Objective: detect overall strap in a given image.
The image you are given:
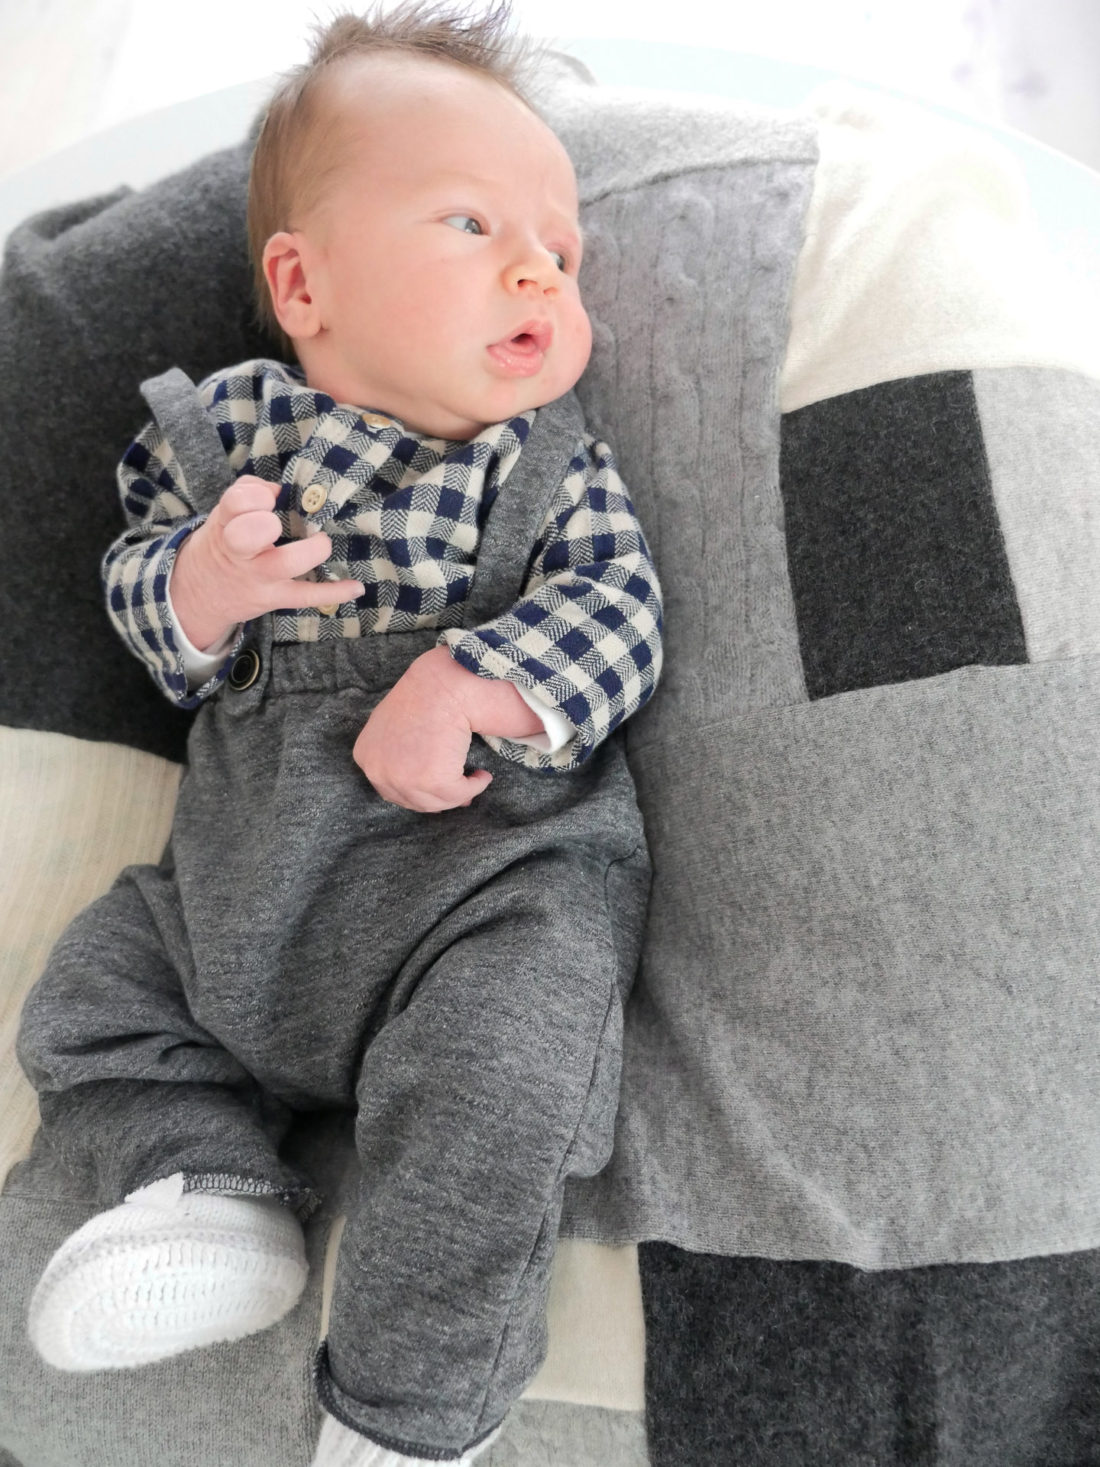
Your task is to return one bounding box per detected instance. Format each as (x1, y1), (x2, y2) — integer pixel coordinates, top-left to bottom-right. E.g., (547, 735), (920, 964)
(139, 367), (234, 514)
(462, 390), (587, 628)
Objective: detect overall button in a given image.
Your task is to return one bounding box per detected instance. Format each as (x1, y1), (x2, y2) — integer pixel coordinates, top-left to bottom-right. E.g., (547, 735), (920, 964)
(301, 483), (328, 513)
(228, 648), (262, 691)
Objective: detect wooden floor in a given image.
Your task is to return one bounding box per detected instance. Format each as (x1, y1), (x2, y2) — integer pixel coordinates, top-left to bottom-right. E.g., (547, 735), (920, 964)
(1, 0), (1097, 183)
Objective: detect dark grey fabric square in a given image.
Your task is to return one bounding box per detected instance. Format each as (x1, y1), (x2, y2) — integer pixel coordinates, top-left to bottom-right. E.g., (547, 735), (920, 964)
(640, 1242), (1100, 1467)
(779, 372), (1027, 698)
(0, 144), (280, 762)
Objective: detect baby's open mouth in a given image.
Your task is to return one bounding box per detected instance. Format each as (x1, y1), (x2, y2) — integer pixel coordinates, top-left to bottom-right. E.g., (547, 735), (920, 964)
(503, 321), (551, 352)
(487, 321), (552, 375)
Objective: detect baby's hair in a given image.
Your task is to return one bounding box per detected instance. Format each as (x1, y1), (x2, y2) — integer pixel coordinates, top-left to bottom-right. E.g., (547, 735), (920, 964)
(247, 1), (538, 351)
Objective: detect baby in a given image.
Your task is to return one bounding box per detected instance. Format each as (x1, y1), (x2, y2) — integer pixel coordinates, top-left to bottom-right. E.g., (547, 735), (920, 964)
(16, 5), (662, 1467)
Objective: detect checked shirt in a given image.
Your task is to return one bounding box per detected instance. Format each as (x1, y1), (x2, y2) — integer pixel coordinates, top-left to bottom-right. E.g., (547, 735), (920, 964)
(104, 359), (663, 770)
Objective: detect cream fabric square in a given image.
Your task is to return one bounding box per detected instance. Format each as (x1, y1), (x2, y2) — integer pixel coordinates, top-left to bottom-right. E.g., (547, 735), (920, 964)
(0, 727), (181, 1187)
(782, 83), (1100, 413)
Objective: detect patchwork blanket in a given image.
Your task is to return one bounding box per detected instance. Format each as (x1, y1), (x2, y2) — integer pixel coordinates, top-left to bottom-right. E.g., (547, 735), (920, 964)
(2, 54), (1099, 1467)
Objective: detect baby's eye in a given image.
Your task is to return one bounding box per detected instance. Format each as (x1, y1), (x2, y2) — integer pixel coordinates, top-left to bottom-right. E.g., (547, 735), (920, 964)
(443, 215), (483, 236)
(551, 251), (568, 271)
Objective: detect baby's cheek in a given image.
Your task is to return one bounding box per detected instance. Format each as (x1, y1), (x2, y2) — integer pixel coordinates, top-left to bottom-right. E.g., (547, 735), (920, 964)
(563, 305), (594, 383)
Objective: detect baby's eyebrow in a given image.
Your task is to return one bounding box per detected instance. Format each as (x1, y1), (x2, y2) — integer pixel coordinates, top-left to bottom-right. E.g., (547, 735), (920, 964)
(564, 223), (586, 262)
(418, 168), (503, 195)
(419, 171), (584, 234)
(547, 215), (585, 247)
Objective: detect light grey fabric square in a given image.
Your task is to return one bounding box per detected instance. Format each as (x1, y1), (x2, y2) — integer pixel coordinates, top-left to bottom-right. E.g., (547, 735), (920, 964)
(485, 1400), (649, 1467)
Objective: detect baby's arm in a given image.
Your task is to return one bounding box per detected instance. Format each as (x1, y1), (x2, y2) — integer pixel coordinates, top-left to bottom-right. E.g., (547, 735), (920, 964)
(352, 646), (545, 811)
(355, 434), (662, 810)
(440, 435), (663, 767)
(105, 420), (362, 705)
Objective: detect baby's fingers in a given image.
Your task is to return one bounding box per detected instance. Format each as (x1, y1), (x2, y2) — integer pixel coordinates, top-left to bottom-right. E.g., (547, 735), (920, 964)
(222, 509), (282, 558)
(219, 477), (280, 518)
(260, 533), (336, 580)
(406, 768), (494, 813)
(276, 577), (366, 610)
(374, 768), (493, 813)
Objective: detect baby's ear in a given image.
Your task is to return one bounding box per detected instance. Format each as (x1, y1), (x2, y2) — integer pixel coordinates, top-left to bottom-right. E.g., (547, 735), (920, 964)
(262, 232), (321, 340)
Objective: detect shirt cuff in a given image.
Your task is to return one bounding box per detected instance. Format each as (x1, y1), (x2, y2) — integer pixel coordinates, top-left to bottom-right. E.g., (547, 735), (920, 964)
(166, 568), (239, 688)
(514, 684), (576, 755)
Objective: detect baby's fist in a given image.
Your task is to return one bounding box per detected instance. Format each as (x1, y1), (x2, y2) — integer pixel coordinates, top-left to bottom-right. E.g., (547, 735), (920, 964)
(171, 476), (364, 651)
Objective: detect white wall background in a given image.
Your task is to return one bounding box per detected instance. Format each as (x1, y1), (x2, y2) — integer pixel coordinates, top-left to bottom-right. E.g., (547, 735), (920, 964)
(2, 0), (1098, 182)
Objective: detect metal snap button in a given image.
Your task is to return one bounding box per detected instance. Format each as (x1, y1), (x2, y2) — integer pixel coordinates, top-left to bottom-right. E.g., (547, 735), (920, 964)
(228, 648), (261, 692)
(301, 483), (328, 514)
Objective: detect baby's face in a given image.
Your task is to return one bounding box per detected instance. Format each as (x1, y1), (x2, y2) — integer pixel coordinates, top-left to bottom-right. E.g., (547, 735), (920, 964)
(283, 57), (592, 439)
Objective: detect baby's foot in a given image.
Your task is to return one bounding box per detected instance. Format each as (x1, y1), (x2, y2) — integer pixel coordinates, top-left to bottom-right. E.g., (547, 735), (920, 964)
(28, 1173), (308, 1370)
(310, 1412), (501, 1467)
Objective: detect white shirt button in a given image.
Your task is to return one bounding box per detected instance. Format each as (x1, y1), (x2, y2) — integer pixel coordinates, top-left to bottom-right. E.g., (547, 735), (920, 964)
(301, 484), (328, 513)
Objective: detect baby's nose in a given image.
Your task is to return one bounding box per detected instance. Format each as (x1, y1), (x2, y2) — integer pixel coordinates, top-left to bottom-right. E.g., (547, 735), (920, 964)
(505, 249), (559, 293)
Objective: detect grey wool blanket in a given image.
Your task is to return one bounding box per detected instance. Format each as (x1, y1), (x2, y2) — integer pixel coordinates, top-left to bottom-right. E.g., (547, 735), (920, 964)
(3, 51), (1100, 1467)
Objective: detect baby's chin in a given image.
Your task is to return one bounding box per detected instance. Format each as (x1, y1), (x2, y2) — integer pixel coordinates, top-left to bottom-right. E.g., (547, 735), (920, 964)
(303, 367), (584, 440)
(483, 373), (587, 428)
(413, 384), (581, 441)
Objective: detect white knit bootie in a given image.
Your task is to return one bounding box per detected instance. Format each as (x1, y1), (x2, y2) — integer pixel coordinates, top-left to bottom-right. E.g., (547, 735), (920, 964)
(28, 1173), (308, 1371)
(310, 1411), (502, 1467)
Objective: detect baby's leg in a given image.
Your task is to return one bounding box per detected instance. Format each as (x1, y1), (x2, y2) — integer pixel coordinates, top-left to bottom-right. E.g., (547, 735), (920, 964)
(17, 858), (315, 1369)
(311, 841), (646, 1464)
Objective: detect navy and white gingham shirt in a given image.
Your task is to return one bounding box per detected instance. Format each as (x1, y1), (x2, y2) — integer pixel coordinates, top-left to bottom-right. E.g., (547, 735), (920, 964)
(104, 360), (662, 770)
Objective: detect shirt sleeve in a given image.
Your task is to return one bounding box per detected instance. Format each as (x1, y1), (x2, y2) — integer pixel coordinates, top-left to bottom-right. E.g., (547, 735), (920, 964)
(440, 435), (663, 770)
(514, 683), (576, 755)
(102, 419), (244, 707)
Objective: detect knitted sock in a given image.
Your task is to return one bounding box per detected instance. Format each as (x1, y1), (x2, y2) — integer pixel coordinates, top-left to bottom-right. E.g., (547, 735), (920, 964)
(28, 1173), (308, 1371)
(310, 1412), (502, 1467)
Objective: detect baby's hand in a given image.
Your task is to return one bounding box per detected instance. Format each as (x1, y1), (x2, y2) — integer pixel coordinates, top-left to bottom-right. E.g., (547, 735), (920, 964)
(353, 647), (544, 812)
(170, 476), (365, 651)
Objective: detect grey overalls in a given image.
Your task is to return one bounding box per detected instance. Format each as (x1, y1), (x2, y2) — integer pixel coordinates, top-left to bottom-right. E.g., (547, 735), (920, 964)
(18, 375), (651, 1459)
